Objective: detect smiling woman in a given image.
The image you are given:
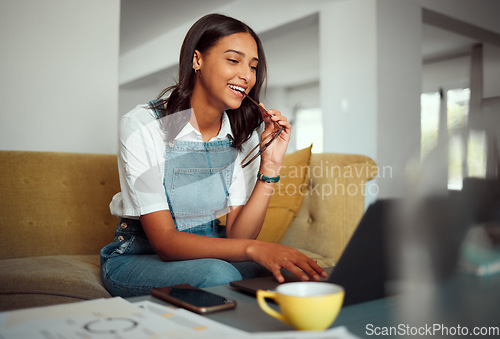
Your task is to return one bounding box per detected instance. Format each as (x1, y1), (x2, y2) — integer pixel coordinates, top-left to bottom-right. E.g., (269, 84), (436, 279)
(190, 32), (259, 139)
(99, 13), (326, 299)
(150, 14), (267, 150)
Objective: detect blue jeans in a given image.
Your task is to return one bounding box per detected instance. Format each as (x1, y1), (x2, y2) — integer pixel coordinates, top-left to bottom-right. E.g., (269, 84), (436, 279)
(100, 218), (271, 298)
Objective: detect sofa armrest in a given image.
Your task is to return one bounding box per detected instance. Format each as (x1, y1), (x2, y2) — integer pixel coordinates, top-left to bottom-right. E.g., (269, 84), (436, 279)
(280, 153), (377, 265)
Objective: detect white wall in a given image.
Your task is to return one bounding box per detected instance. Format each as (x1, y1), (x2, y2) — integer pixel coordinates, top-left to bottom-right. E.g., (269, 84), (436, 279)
(320, 0), (422, 199)
(484, 44), (500, 98)
(261, 16), (320, 88)
(0, 0), (120, 154)
(377, 0), (422, 198)
(417, 0), (500, 98)
(422, 56), (470, 93)
(119, 65), (178, 119)
(286, 83), (320, 110)
(417, 0), (500, 35)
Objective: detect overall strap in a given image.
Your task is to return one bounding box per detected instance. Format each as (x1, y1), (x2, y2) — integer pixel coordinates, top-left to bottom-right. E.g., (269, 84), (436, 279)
(147, 99), (163, 119)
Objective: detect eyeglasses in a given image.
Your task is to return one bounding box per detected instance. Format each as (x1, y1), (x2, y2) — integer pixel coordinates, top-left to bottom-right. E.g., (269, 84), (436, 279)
(240, 94), (284, 168)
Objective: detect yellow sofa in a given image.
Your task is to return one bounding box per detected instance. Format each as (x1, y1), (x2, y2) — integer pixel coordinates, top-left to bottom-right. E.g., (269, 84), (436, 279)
(0, 150), (376, 311)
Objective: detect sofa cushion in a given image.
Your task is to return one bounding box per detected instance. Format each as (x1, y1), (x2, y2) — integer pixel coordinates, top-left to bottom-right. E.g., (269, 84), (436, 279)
(0, 255), (111, 311)
(257, 145), (312, 243)
(0, 151), (119, 260)
(281, 153), (378, 265)
(295, 248), (336, 268)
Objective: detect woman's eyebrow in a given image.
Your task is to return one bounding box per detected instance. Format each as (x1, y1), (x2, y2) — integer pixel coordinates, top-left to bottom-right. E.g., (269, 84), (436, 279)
(224, 49), (259, 62)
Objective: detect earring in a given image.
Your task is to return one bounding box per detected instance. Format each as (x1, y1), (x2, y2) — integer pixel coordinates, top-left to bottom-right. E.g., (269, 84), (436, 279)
(194, 69), (201, 78)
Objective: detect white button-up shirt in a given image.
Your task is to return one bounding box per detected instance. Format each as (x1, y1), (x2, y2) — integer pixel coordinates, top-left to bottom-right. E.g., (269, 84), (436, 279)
(110, 104), (261, 219)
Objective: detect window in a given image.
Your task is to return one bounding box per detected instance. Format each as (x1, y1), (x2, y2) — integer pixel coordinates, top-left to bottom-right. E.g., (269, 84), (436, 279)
(421, 88), (487, 190)
(421, 92), (440, 160)
(295, 107), (323, 153)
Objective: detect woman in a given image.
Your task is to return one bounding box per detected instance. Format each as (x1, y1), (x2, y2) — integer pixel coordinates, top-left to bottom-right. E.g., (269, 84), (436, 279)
(100, 13), (326, 297)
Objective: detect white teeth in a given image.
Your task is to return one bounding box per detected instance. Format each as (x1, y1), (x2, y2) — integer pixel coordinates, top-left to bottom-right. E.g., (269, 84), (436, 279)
(228, 84), (245, 93)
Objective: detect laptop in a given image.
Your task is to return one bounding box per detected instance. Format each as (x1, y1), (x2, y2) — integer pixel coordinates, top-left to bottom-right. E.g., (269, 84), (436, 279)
(230, 199), (389, 306)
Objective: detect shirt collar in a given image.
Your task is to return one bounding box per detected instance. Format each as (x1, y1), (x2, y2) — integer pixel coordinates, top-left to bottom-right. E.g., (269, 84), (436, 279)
(175, 111), (233, 141)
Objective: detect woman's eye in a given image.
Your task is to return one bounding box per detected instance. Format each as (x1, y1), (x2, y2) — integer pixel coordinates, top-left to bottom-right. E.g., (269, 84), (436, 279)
(250, 66), (258, 72)
(228, 59), (238, 64)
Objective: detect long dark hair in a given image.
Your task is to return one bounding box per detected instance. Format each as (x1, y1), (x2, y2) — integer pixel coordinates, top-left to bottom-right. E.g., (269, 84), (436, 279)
(150, 13), (267, 150)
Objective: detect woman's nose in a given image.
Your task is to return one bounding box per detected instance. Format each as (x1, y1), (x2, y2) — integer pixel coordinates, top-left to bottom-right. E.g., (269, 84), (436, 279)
(239, 67), (251, 83)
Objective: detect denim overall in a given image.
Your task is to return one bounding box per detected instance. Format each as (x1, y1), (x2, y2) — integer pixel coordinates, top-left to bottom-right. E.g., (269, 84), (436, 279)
(100, 105), (270, 297)
(164, 138), (236, 233)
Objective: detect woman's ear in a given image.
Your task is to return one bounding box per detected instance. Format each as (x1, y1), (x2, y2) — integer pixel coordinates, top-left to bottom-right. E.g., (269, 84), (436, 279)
(192, 50), (202, 71)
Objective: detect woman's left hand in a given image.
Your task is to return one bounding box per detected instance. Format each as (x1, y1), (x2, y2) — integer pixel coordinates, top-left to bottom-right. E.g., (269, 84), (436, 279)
(258, 103), (291, 171)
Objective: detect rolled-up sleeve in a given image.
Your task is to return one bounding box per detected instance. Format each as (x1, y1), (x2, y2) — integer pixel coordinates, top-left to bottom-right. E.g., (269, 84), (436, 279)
(110, 107), (169, 218)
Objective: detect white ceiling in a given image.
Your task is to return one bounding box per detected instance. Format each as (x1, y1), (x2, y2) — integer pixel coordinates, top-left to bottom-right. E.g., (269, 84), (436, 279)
(119, 0), (480, 89)
(421, 24), (477, 58)
(120, 0), (234, 54)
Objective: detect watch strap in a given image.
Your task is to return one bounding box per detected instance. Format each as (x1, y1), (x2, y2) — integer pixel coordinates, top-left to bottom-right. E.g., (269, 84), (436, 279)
(257, 172), (280, 183)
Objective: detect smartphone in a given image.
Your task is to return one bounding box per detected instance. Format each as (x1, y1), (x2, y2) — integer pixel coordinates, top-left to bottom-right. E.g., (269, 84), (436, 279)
(150, 284), (237, 314)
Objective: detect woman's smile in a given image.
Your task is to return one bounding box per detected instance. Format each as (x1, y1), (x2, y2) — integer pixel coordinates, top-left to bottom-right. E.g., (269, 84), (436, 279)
(228, 83), (246, 98)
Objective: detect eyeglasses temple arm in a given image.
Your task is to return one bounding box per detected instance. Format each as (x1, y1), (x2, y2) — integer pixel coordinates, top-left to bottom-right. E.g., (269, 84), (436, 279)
(243, 93), (282, 130)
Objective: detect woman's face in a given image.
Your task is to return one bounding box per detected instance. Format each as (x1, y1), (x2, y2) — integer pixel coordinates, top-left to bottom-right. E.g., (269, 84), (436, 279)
(194, 32), (259, 112)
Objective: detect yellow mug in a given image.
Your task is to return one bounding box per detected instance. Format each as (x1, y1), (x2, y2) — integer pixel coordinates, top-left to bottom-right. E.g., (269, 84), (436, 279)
(257, 282), (344, 331)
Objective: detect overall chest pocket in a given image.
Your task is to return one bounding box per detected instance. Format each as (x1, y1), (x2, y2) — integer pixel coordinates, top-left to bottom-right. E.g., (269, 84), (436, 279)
(169, 166), (232, 218)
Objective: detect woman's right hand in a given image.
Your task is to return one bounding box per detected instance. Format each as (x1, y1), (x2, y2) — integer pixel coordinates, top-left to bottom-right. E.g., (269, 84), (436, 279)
(245, 241), (328, 283)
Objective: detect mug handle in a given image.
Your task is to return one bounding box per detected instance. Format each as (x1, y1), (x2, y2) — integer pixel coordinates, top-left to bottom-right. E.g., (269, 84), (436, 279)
(256, 290), (287, 324)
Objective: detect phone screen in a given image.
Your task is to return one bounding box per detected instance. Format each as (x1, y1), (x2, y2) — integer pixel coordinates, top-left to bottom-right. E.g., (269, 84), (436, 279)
(168, 287), (230, 307)
(151, 284), (236, 313)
